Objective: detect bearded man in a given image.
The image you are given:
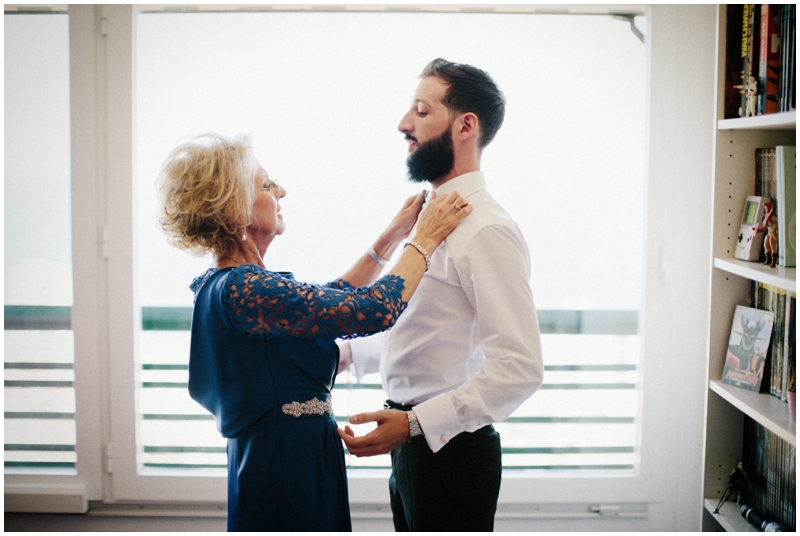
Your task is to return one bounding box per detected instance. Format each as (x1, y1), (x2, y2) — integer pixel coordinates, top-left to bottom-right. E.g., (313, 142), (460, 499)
(338, 58), (544, 531)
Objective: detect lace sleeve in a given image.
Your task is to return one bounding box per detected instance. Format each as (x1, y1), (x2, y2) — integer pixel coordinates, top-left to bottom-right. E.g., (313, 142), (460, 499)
(223, 266), (407, 339)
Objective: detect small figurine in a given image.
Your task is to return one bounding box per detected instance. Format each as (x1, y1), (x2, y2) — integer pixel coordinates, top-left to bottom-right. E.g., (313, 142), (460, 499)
(734, 75), (758, 118)
(753, 200), (777, 267)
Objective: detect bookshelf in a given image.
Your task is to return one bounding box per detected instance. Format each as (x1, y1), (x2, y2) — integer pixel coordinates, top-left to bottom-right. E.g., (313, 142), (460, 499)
(702, 5), (796, 532)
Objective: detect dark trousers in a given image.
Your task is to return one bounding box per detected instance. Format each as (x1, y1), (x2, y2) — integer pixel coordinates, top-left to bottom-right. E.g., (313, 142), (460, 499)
(389, 425), (502, 531)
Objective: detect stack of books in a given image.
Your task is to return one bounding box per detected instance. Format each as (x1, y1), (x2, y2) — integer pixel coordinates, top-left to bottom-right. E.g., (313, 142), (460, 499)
(724, 4), (796, 119)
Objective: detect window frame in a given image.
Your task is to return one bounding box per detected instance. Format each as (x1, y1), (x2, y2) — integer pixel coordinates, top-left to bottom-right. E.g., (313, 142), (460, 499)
(4, 5), (104, 512)
(5, 4), (716, 522)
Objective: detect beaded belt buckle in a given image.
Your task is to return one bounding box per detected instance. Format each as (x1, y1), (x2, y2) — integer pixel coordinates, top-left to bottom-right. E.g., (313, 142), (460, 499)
(281, 397), (334, 418)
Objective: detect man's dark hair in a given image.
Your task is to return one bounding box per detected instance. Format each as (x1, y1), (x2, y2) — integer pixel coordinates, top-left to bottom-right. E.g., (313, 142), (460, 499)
(420, 58), (506, 149)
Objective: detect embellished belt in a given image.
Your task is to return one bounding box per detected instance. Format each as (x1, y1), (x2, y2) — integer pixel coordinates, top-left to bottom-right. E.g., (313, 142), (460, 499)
(281, 397), (334, 418)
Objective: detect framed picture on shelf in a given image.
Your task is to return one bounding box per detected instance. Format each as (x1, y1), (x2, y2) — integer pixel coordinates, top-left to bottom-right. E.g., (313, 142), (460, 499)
(722, 305), (775, 392)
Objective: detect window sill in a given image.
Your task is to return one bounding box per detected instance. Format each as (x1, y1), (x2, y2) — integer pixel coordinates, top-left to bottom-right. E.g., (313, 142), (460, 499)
(5, 483), (89, 513)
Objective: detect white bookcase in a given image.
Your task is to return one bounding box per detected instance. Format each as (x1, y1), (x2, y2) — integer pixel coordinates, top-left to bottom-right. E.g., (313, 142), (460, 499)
(701, 5), (796, 532)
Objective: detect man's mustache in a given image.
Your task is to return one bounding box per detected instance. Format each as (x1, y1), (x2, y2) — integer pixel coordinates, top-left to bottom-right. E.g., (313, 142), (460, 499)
(405, 134), (418, 143)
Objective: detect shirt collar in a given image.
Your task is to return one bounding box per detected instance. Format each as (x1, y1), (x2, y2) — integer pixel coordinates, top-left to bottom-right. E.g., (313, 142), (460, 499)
(434, 170), (486, 198)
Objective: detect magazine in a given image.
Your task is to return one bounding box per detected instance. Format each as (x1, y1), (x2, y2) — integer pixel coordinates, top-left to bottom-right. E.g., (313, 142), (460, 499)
(722, 305), (775, 392)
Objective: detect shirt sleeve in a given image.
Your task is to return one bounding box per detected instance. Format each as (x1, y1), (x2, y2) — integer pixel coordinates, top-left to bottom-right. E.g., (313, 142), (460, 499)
(347, 332), (385, 381)
(223, 267), (407, 340)
(412, 224), (544, 453)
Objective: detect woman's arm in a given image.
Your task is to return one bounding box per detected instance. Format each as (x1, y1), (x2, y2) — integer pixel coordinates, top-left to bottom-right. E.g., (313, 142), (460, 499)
(342, 190), (471, 303)
(339, 191), (427, 289)
(225, 191), (471, 340)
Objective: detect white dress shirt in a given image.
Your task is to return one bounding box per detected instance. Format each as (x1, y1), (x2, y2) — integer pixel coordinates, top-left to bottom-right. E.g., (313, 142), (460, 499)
(350, 171), (544, 453)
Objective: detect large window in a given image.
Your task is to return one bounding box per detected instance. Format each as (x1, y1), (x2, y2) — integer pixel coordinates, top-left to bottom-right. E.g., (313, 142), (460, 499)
(4, 7), (729, 530)
(134, 9), (645, 474)
(9, 5), (701, 517)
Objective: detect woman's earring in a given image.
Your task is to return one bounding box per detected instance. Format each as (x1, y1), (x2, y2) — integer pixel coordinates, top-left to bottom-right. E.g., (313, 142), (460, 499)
(242, 228), (247, 242)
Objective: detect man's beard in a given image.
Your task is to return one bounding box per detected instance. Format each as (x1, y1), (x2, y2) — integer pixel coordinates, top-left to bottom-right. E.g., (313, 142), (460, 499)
(405, 126), (455, 184)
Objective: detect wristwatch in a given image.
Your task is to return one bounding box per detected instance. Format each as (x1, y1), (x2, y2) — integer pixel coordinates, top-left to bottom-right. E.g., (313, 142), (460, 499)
(406, 410), (424, 439)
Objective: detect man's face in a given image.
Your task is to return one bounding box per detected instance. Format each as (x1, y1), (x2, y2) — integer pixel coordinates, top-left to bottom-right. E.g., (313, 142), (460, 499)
(398, 76), (455, 184)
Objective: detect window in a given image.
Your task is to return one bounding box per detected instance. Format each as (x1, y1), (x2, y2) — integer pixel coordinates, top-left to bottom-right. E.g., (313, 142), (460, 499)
(8, 4), (692, 515)
(4, 12), (75, 473)
(133, 9), (645, 475)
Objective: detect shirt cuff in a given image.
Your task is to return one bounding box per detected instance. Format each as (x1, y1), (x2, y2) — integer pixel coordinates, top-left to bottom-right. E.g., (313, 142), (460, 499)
(412, 392), (462, 454)
(347, 333), (383, 382)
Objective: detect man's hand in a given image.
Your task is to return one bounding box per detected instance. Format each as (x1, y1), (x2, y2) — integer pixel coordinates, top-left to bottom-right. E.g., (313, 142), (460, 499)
(337, 410), (410, 457)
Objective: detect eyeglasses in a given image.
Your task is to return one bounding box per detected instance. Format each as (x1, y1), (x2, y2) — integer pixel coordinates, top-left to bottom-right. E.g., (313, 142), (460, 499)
(261, 178), (280, 192)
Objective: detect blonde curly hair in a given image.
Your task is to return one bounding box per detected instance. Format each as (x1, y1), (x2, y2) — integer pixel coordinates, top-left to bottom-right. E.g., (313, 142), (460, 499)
(157, 133), (260, 257)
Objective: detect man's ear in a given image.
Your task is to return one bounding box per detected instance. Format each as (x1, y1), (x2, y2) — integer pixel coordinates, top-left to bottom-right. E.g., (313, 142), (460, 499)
(455, 112), (480, 142)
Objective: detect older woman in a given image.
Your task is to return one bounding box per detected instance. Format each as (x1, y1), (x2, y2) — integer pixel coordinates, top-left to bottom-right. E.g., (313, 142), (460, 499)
(157, 133), (470, 531)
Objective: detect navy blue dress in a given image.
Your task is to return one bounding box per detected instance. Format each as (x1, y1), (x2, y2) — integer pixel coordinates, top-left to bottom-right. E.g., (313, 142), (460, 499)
(188, 266), (405, 531)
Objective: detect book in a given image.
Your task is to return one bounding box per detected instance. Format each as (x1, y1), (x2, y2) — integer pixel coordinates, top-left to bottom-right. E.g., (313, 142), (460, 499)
(775, 146), (796, 267)
(761, 5), (782, 114)
(788, 294), (796, 395)
(771, 286), (786, 398)
(791, 5), (796, 111)
(755, 147), (775, 199)
(738, 5), (760, 117)
(741, 416), (796, 530)
(722, 305), (775, 392)
(778, 4), (796, 112)
(753, 283), (791, 399)
(725, 5), (746, 119)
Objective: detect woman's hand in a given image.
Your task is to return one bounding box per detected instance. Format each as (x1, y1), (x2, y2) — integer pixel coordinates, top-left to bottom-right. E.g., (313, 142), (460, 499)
(411, 191), (472, 253)
(371, 190), (427, 259)
(388, 190), (427, 241)
(338, 190), (470, 297)
(337, 191), (429, 289)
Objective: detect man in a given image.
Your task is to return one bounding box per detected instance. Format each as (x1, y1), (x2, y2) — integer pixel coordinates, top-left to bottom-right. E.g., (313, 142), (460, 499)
(338, 58), (544, 531)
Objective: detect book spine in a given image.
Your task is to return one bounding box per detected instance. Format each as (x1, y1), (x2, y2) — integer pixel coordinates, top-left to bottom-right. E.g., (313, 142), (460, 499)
(775, 146), (796, 267)
(788, 4), (797, 111)
(758, 5), (769, 114)
(764, 5), (782, 114)
(776, 287), (786, 398)
(778, 5), (795, 112)
(780, 291), (790, 401)
(726, 5), (747, 119)
(788, 293), (796, 395)
(740, 5), (757, 117)
(742, 416), (796, 530)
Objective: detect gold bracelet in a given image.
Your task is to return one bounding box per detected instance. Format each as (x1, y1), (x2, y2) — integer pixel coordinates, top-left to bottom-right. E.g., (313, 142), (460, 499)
(403, 241), (430, 272)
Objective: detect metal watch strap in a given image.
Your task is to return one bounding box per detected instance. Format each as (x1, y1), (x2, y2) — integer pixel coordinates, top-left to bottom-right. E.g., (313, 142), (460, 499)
(406, 410), (424, 439)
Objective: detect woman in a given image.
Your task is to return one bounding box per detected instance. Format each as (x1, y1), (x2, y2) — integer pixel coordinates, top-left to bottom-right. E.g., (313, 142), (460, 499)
(156, 133), (470, 531)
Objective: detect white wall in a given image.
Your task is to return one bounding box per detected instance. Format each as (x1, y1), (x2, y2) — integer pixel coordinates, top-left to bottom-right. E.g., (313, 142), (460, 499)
(639, 4), (716, 532)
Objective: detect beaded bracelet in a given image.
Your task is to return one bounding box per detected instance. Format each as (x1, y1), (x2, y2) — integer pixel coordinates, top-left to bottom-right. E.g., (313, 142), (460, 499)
(368, 245), (389, 266)
(403, 241), (430, 272)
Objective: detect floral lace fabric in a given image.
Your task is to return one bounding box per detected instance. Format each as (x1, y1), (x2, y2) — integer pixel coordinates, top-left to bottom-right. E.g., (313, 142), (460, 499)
(191, 265), (407, 340)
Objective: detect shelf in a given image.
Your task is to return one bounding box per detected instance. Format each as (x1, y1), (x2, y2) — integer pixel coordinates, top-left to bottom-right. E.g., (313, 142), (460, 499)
(714, 258), (796, 293)
(704, 499), (759, 532)
(709, 380), (796, 446)
(718, 111), (796, 130)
